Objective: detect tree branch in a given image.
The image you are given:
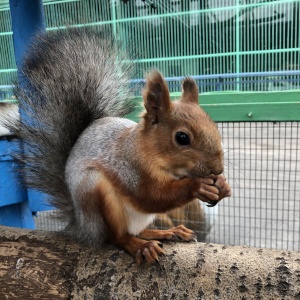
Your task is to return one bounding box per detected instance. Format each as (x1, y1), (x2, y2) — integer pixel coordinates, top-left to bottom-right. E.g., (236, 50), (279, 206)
(0, 226), (299, 299)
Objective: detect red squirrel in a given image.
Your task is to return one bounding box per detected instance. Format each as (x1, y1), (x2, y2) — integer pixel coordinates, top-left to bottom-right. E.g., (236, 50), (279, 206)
(10, 27), (231, 264)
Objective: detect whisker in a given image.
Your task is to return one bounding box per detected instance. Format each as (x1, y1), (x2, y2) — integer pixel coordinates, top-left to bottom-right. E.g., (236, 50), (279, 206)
(224, 161), (245, 177)
(223, 146), (241, 154)
(223, 170), (240, 187)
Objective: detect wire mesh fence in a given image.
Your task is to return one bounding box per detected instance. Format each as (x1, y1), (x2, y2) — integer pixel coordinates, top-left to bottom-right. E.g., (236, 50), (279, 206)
(211, 121), (299, 251)
(35, 121), (300, 252)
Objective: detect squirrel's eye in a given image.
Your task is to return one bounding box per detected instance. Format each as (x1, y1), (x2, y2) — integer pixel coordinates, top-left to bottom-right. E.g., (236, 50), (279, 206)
(175, 131), (190, 146)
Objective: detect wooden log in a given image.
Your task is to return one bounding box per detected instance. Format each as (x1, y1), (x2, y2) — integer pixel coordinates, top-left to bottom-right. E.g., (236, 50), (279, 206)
(0, 225), (300, 299)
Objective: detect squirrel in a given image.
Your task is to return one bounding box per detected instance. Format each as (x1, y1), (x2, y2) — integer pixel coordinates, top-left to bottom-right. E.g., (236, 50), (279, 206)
(10, 27), (231, 264)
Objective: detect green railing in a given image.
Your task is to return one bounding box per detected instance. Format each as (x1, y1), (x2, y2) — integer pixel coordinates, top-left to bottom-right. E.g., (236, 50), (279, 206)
(125, 90), (300, 122)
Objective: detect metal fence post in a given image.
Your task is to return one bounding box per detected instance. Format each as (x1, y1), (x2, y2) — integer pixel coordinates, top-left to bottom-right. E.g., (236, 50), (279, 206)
(1, 0), (47, 228)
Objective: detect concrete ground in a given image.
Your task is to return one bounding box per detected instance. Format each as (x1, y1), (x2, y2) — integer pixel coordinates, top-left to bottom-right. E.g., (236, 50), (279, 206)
(35, 121), (300, 252)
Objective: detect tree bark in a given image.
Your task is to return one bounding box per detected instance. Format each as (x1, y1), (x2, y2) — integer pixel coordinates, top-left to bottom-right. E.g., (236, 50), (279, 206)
(0, 226), (300, 299)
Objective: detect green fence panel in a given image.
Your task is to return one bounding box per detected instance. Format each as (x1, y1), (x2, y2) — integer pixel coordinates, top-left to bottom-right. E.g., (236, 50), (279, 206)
(1, 1), (300, 111)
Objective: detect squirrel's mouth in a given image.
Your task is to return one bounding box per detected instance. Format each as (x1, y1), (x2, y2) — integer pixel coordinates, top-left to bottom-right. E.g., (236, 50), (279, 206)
(168, 168), (211, 180)
(187, 165), (214, 178)
(167, 168), (190, 180)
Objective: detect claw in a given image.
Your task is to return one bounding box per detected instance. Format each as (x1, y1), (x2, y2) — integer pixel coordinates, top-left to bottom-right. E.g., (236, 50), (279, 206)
(191, 234), (198, 243)
(206, 200), (219, 207)
(157, 241), (163, 248)
(136, 249), (143, 265)
(160, 251), (166, 257)
(172, 234), (183, 242)
(154, 258), (161, 267)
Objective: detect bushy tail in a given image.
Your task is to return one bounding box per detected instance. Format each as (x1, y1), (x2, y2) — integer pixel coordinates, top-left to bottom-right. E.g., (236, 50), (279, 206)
(10, 27), (134, 222)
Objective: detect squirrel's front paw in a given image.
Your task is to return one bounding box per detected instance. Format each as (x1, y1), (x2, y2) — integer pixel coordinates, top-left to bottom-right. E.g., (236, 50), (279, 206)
(208, 174), (232, 207)
(191, 177), (220, 204)
(192, 175), (231, 207)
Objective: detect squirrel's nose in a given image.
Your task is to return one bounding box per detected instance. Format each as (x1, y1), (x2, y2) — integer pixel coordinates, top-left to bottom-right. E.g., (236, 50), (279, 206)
(211, 166), (223, 176)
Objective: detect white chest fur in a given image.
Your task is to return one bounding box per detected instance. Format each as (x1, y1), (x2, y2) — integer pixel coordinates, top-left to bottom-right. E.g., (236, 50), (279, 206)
(125, 203), (156, 236)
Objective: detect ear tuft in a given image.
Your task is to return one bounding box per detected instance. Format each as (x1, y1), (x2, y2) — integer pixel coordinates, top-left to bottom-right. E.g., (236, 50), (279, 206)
(146, 81), (163, 110)
(143, 70), (172, 123)
(181, 77), (199, 104)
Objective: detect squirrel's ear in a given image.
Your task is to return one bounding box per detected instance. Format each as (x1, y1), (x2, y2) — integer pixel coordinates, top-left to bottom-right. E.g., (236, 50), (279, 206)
(180, 77), (199, 105)
(143, 70), (172, 123)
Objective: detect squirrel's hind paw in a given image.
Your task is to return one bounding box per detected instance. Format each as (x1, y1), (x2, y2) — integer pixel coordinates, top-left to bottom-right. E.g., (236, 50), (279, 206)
(135, 241), (165, 265)
(139, 225), (197, 243)
(168, 225), (198, 242)
(117, 235), (165, 265)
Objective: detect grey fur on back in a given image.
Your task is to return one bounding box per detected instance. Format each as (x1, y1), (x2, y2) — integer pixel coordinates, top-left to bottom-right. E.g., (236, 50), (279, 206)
(65, 117), (138, 245)
(9, 27), (134, 235)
